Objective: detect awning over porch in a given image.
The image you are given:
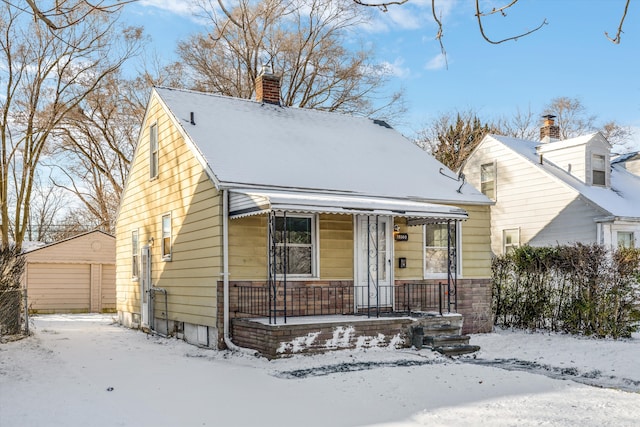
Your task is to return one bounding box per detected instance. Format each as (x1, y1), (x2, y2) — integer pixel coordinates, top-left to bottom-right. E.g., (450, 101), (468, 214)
(228, 189), (468, 223)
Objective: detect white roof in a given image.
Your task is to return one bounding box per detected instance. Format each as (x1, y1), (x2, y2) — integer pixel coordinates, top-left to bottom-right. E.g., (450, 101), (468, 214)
(229, 189), (468, 223)
(487, 134), (640, 218)
(153, 87), (490, 206)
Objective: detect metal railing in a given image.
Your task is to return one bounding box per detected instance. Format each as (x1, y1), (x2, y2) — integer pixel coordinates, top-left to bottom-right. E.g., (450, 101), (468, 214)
(233, 282), (452, 323)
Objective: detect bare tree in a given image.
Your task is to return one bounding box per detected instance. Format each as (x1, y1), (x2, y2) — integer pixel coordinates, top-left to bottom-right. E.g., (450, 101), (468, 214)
(27, 178), (68, 242)
(496, 106), (538, 141)
(5, 0), (135, 30)
(49, 73), (145, 233)
(352, 0), (631, 47)
(175, 0), (404, 119)
(0, 2), (143, 250)
(542, 97), (632, 149)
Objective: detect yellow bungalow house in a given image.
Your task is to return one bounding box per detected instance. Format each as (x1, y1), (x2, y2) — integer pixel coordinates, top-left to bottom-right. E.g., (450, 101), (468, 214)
(116, 72), (493, 358)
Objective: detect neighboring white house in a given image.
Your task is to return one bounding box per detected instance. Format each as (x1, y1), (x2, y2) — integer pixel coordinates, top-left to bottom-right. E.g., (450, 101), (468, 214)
(462, 115), (640, 255)
(613, 151), (640, 178)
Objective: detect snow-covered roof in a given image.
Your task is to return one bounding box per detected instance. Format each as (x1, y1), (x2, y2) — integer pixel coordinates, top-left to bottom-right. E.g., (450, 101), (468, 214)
(487, 134), (640, 218)
(153, 87), (490, 206)
(612, 151), (639, 164)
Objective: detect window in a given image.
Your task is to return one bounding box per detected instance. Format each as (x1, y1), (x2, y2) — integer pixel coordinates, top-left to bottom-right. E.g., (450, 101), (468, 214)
(592, 154), (606, 186)
(503, 228), (520, 254)
(480, 162), (496, 199)
(132, 230), (139, 279)
(424, 222), (459, 277)
(150, 123), (158, 179)
(274, 215), (315, 276)
(162, 213), (172, 260)
(617, 231), (635, 248)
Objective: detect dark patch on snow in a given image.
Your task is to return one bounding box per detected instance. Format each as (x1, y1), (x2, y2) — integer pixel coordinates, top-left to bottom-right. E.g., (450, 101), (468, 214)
(275, 358), (444, 379)
(462, 358), (640, 393)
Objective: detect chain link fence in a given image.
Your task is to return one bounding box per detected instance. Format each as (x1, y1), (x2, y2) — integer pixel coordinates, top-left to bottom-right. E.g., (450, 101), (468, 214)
(0, 288), (29, 339)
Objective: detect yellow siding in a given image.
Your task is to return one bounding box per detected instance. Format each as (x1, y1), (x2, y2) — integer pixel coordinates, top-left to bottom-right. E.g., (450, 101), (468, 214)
(228, 215), (267, 280)
(393, 218), (424, 279)
(115, 93), (222, 328)
(319, 214), (353, 279)
(460, 204), (492, 278)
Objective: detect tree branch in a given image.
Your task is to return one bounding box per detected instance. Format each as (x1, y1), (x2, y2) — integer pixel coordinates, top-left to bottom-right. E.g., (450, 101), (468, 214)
(475, 0), (547, 44)
(605, 0), (630, 44)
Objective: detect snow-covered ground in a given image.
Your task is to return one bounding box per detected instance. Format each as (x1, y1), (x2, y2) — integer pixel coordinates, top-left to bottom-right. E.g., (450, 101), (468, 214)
(1, 314), (639, 427)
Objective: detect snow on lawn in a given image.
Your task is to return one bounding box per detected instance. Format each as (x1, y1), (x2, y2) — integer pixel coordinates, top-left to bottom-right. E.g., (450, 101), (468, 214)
(1, 315), (639, 427)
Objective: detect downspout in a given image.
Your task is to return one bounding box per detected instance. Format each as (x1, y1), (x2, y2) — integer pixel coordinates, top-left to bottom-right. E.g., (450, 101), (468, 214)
(222, 189), (258, 355)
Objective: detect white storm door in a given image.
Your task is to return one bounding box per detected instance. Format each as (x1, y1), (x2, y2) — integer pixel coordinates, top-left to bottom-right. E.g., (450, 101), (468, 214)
(140, 245), (151, 327)
(355, 216), (392, 309)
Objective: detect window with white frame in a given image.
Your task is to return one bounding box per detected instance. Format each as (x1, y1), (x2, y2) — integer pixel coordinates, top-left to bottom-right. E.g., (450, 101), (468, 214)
(274, 215), (315, 276)
(617, 231), (635, 248)
(132, 230), (139, 279)
(162, 213), (172, 260)
(480, 162), (496, 199)
(424, 222), (459, 277)
(503, 228), (520, 254)
(592, 154), (606, 186)
(150, 123), (158, 179)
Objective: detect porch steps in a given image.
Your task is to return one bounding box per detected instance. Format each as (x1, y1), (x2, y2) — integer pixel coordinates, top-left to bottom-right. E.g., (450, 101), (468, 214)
(424, 334), (481, 356)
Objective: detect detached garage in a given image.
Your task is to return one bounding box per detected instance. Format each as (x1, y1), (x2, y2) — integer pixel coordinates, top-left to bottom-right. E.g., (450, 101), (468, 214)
(24, 230), (116, 314)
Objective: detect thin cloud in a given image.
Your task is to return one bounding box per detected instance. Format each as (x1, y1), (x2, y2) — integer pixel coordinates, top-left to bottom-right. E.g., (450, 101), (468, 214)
(139, 0), (199, 17)
(425, 53), (447, 70)
(380, 58), (411, 79)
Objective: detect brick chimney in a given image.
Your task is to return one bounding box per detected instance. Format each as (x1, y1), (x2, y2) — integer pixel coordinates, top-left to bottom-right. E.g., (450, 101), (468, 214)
(255, 66), (281, 105)
(540, 114), (560, 142)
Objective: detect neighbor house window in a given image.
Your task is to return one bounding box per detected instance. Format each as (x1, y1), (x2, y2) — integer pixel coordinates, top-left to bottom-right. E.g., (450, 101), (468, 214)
(150, 123), (158, 179)
(503, 228), (520, 254)
(592, 154), (606, 186)
(617, 231), (634, 248)
(132, 230), (139, 279)
(274, 215), (315, 276)
(480, 162), (496, 199)
(424, 222), (459, 277)
(162, 213), (172, 260)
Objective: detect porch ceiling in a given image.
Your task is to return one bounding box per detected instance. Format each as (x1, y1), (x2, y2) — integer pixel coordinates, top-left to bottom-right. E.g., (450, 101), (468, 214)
(228, 188), (468, 222)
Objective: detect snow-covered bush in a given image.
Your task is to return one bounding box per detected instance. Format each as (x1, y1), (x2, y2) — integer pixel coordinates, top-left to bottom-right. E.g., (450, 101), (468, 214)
(492, 243), (640, 338)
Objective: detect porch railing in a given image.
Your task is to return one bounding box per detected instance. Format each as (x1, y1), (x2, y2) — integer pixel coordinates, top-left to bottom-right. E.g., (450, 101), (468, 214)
(233, 282), (451, 324)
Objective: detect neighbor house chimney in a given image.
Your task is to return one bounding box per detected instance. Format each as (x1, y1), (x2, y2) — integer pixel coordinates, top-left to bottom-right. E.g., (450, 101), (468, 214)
(255, 65), (281, 105)
(540, 114), (560, 142)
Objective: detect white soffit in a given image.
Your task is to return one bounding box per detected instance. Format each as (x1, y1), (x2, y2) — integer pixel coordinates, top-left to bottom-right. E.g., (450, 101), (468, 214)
(229, 189), (468, 222)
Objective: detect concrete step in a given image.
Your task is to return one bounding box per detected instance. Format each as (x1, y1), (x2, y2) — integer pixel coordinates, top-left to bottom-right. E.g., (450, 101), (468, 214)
(434, 344), (481, 357)
(423, 325), (462, 337)
(424, 334), (470, 347)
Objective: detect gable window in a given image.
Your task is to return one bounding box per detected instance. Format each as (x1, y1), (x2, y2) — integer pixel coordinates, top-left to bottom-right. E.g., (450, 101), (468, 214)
(503, 228), (520, 254)
(480, 162), (496, 199)
(592, 154), (606, 186)
(150, 123), (158, 179)
(274, 215), (315, 276)
(617, 231), (635, 248)
(162, 213), (172, 261)
(132, 230), (139, 279)
(424, 222), (459, 277)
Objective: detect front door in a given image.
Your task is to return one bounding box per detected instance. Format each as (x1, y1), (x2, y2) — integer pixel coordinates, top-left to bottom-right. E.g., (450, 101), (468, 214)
(355, 216), (392, 310)
(140, 245), (151, 327)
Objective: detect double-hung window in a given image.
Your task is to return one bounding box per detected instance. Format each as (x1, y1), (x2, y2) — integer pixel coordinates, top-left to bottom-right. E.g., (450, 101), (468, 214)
(503, 228), (520, 254)
(424, 222), (459, 277)
(617, 231), (635, 248)
(480, 162), (496, 200)
(132, 230), (139, 279)
(162, 213), (172, 261)
(592, 154), (606, 186)
(150, 123), (158, 179)
(274, 215), (315, 276)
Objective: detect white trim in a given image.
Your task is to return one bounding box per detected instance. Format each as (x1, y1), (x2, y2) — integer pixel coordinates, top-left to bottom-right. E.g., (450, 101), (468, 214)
(268, 212), (318, 278)
(161, 212), (172, 261)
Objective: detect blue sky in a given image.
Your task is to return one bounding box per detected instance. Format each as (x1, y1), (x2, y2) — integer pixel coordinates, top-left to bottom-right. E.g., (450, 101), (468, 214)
(125, 0), (640, 148)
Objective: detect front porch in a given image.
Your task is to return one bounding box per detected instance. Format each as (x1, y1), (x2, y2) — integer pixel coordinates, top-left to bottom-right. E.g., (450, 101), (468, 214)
(224, 280), (485, 358)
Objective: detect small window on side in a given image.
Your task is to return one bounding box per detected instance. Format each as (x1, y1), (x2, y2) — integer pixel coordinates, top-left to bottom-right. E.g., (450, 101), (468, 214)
(150, 123), (158, 179)
(162, 213), (172, 261)
(503, 228), (520, 254)
(617, 231), (634, 248)
(132, 230), (139, 279)
(480, 162), (496, 200)
(592, 154), (606, 186)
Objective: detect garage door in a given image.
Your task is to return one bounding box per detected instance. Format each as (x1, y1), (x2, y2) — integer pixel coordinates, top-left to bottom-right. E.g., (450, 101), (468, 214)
(27, 263), (91, 313)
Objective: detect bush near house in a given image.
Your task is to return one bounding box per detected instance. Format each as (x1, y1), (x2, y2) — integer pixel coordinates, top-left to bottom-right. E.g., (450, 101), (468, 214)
(0, 246), (26, 336)
(492, 244), (640, 338)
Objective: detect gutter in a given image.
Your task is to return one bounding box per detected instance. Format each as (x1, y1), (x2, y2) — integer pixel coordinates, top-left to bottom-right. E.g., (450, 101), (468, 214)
(222, 189), (258, 356)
